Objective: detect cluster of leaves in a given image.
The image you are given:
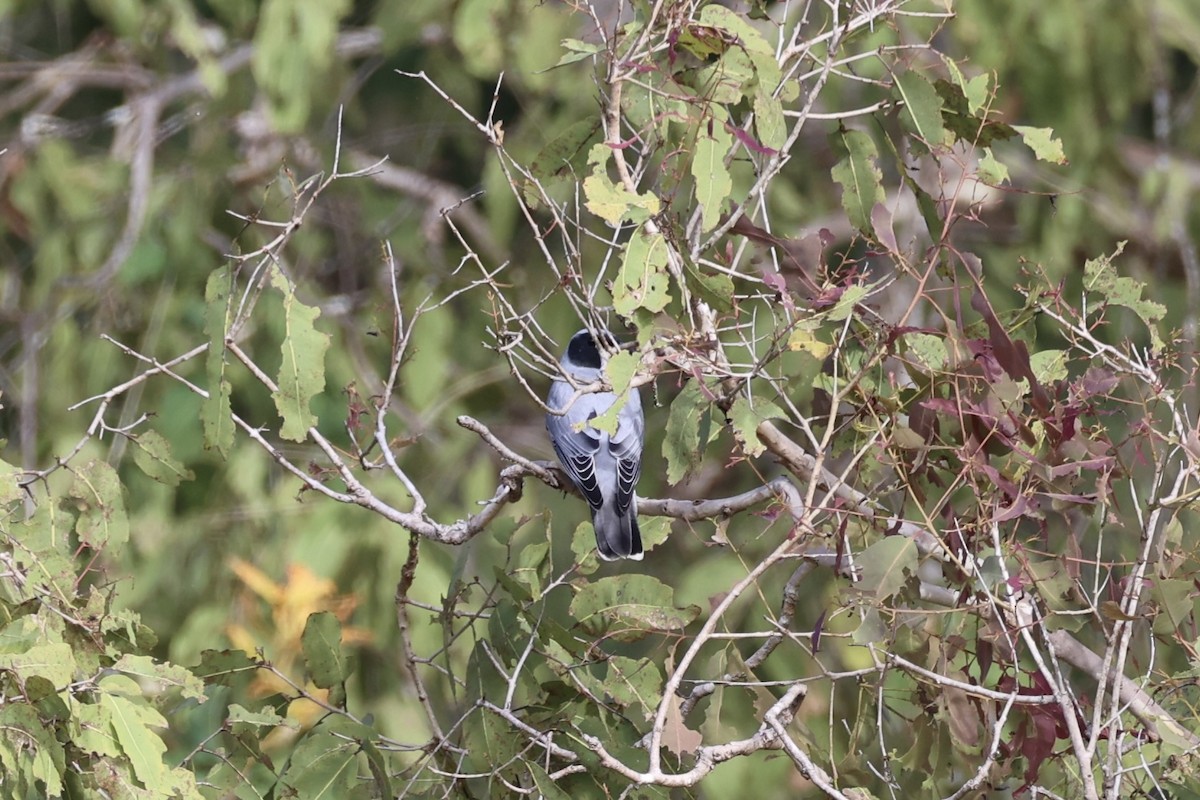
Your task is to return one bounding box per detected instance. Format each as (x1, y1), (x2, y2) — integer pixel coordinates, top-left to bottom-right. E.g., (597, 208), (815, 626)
(0, 459), (204, 796)
(0, 453), (396, 797)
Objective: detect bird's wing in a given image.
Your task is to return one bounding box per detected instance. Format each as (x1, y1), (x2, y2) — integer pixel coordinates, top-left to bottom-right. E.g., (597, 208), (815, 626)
(609, 389), (644, 515)
(546, 382), (605, 510)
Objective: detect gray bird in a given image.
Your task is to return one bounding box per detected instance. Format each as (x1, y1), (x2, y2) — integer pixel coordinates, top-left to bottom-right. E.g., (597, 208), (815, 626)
(546, 329), (645, 560)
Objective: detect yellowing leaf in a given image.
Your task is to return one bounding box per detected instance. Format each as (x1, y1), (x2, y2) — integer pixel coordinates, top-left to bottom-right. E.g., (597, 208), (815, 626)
(787, 328), (832, 359)
(1013, 125), (1068, 165)
(229, 557), (284, 605)
(583, 144), (660, 225)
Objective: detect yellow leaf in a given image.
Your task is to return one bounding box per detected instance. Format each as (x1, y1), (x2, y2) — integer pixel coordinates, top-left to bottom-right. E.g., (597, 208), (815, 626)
(229, 557), (283, 604)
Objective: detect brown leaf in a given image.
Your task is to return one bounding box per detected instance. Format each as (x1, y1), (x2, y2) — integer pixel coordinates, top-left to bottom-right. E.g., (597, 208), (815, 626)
(943, 680), (980, 748)
(970, 287), (1050, 416)
(662, 692), (703, 757)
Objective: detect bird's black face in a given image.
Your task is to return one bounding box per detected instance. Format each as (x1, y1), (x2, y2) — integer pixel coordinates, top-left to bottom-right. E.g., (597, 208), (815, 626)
(567, 330), (603, 370)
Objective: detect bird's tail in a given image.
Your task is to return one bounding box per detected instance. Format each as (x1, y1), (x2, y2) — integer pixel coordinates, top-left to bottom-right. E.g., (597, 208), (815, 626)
(593, 501), (643, 561)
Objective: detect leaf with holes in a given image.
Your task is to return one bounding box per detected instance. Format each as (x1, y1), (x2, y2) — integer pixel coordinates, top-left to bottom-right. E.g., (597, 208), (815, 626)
(583, 144), (660, 225)
(1083, 242), (1166, 350)
(70, 460), (129, 552)
(613, 227), (672, 317)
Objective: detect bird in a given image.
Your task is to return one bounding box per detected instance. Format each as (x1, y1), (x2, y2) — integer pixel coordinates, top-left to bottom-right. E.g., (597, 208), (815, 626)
(545, 329), (645, 560)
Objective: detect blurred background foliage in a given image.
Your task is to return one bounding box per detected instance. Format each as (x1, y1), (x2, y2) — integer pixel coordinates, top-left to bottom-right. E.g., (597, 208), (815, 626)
(1, 0), (1199, 797)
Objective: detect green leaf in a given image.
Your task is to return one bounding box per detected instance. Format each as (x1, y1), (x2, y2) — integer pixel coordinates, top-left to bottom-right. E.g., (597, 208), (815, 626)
(101, 691), (169, 792)
(531, 119), (603, 183)
(905, 333), (947, 372)
(228, 703), (290, 730)
(70, 460), (129, 552)
(894, 71), (950, 149)
(638, 516), (671, 554)
(12, 504), (75, 600)
(529, 763), (573, 800)
(1082, 242), (1166, 349)
(554, 37), (604, 67)
(692, 123), (733, 232)
(570, 521), (601, 575)
(130, 430), (195, 486)
(0, 642), (75, 687)
(977, 147), (1009, 185)
(852, 607), (889, 645)
(280, 725), (360, 799)
(585, 392), (629, 437)
(831, 128), (885, 236)
(943, 56), (991, 116)
(698, 5), (781, 94)
(570, 575), (701, 642)
(663, 381), (710, 484)
(0, 704), (65, 796)
(963, 73), (991, 116)
(729, 395), (784, 458)
(252, 0), (351, 132)
(301, 611), (346, 693)
(201, 266), (235, 458)
(681, 256), (734, 313)
(1013, 125), (1068, 164)
(73, 702), (122, 758)
(512, 541), (550, 601)
(271, 268), (331, 442)
(605, 350), (639, 394)
(193, 648), (259, 684)
(583, 144), (660, 225)
(827, 282), (873, 322)
(1029, 349), (1068, 383)
(113, 654), (207, 702)
(1152, 579), (1194, 635)
(754, 89), (787, 153)
(613, 227), (672, 317)
(604, 656), (662, 721)
(0, 457), (22, 506)
(857, 537), (918, 599)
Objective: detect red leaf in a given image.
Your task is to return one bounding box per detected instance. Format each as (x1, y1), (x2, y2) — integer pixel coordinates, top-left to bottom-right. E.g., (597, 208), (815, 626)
(724, 120), (778, 156)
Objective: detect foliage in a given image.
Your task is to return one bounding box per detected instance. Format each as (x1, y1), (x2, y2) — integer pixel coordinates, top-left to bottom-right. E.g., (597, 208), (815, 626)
(3, 0), (1200, 799)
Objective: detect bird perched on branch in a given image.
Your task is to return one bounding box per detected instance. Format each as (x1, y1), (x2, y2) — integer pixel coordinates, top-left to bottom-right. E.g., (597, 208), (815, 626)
(546, 329), (645, 560)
